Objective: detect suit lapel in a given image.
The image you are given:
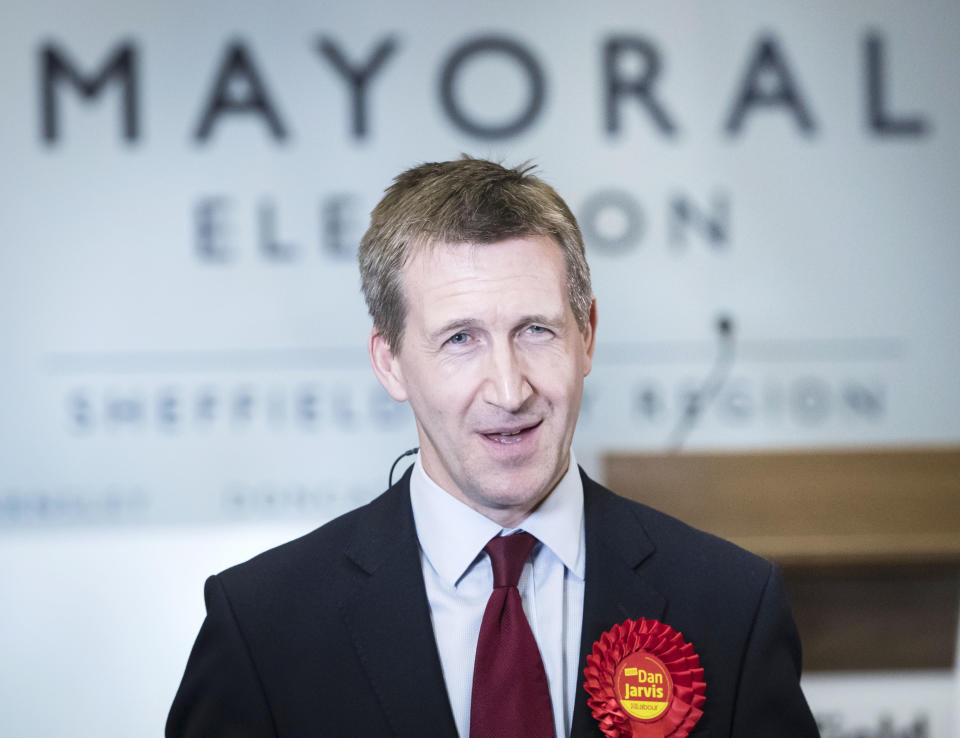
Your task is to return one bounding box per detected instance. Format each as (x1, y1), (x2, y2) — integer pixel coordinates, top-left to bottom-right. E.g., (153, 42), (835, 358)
(335, 469), (666, 737)
(338, 472), (458, 737)
(571, 472), (667, 736)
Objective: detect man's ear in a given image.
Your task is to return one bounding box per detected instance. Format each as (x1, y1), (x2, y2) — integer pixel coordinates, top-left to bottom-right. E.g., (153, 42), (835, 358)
(369, 330), (408, 402)
(583, 297), (598, 377)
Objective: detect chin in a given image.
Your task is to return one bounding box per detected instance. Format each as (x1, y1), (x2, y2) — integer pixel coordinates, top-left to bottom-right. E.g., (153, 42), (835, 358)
(477, 474), (554, 510)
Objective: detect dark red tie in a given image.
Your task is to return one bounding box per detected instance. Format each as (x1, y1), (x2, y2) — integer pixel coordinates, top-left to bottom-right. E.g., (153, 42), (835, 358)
(470, 532), (555, 738)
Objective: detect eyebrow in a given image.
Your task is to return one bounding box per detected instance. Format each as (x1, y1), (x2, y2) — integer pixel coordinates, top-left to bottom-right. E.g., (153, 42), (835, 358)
(427, 314), (564, 343)
(427, 318), (483, 343)
(518, 313), (564, 330)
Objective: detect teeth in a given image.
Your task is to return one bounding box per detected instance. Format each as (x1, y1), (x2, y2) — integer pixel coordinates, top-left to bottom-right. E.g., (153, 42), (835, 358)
(499, 430), (520, 436)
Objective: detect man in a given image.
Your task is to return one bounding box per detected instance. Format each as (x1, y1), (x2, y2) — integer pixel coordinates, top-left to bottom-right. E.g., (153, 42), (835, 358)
(167, 157), (819, 737)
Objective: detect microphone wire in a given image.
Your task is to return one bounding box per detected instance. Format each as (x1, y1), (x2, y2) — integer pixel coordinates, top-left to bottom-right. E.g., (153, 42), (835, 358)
(388, 446), (420, 487)
(667, 314), (736, 452)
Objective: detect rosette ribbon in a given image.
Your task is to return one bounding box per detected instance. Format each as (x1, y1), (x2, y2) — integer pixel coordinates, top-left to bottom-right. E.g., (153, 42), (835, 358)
(583, 618), (706, 738)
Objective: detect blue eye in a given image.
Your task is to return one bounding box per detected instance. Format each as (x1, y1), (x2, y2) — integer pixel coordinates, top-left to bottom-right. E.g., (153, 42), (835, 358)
(448, 332), (468, 345)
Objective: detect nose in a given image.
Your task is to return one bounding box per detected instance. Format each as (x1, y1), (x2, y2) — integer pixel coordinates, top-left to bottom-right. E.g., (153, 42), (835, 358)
(481, 339), (533, 412)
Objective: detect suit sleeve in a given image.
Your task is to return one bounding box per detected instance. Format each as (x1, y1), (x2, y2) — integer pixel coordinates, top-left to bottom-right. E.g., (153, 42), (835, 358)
(166, 575), (278, 738)
(729, 564), (819, 737)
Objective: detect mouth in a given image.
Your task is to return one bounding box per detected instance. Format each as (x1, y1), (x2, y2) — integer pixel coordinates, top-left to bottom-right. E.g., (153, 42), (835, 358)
(480, 420), (542, 445)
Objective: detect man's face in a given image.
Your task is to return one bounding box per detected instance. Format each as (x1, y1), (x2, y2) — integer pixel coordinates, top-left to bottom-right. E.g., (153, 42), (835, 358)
(370, 235), (596, 527)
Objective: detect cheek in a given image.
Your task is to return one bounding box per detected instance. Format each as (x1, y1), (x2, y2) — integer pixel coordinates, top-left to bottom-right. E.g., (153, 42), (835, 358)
(435, 363), (484, 399)
(532, 356), (584, 400)
(409, 372), (475, 420)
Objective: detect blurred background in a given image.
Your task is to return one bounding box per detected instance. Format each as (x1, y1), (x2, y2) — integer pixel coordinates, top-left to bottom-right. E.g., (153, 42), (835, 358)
(1, 0), (958, 735)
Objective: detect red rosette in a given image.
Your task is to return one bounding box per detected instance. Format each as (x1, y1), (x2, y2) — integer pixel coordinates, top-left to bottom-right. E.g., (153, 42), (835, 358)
(583, 618), (706, 738)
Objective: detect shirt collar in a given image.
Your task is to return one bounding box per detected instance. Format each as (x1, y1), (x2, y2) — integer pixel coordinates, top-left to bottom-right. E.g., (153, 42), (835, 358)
(409, 451), (585, 588)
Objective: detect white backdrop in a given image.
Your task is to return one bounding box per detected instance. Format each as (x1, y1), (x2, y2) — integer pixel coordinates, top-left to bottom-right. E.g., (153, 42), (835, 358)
(1, 0), (958, 735)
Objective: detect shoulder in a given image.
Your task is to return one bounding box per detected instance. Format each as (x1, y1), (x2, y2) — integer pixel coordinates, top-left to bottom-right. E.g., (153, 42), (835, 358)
(578, 470), (820, 733)
(582, 470), (775, 607)
(215, 475), (414, 602)
(583, 470), (768, 564)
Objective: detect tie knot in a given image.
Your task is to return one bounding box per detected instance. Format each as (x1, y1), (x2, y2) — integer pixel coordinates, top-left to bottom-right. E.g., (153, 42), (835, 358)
(484, 531), (538, 588)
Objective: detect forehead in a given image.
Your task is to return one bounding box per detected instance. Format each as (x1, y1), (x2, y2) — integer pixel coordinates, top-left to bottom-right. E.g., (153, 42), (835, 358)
(402, 236), (569, 323)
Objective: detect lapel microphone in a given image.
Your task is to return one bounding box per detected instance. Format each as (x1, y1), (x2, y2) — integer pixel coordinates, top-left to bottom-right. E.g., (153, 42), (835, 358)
(389, 447), (420, 487)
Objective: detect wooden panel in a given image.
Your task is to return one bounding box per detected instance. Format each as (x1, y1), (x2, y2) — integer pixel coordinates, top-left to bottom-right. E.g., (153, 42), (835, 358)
(603, 447), (960, 565)
(602, 448), (960, 670)
(783, 564), (960, 671)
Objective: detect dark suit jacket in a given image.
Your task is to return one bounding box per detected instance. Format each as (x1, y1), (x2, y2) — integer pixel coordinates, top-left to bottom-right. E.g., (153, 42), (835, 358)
(167, 469), (819, 737)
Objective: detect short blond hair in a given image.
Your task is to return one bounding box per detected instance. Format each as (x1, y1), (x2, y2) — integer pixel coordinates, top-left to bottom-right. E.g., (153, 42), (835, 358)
(358, 156), (592, 351)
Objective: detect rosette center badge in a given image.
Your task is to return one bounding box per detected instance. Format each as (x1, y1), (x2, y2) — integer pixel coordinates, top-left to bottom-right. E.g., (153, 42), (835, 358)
(614, 652), (672, 721)
(583, 618), (706, 738)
